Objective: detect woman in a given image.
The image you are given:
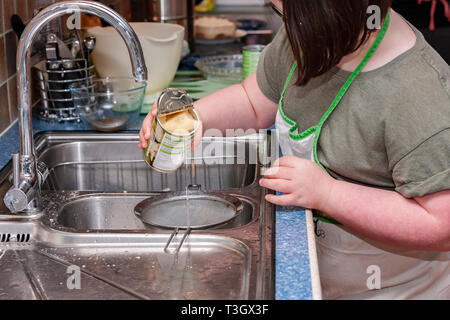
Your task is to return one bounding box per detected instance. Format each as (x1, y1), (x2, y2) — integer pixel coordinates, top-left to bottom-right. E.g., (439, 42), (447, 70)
(139, 0), (450, 299)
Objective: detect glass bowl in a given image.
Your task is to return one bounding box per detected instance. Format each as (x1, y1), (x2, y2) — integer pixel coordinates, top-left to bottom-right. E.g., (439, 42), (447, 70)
(70, 78), (147, 132)
(195, 54), (242, 83)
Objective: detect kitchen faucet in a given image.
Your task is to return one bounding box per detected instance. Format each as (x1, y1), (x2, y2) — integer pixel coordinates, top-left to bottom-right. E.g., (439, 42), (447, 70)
(3, 1), (148, 213)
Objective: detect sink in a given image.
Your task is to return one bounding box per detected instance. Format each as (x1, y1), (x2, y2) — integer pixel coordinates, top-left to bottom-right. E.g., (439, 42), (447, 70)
(0, 221), (253, 300)
(0, 132), (274, 300)
(55, 194), (255, 231)
(37, 133), (258, 192)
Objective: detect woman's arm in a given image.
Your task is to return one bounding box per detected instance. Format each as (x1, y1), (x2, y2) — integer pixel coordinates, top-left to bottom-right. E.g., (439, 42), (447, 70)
(194, 73), (278, 135)
(325, 179), (450, 252)
(261, 156), (450, 252)
(138, 73), (278, 149)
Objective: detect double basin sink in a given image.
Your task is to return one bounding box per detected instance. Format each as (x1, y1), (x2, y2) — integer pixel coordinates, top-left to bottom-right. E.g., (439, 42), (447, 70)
(0, 132), (274, 300)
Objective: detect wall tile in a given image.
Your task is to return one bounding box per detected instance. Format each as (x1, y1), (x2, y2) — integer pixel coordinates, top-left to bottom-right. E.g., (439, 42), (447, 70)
(0, 0), (106, 136)
(0, 0), (4, 35)
(29, 0), (39, 19)
(0, 83), (10, 132)
(16, 0), (29, 23)
(0, 36), (6, 84)
(7, 75), (17, 122)
(4, 0), (30, 32)
(3, 0), (16, 32)
(5, 30), (17, 77)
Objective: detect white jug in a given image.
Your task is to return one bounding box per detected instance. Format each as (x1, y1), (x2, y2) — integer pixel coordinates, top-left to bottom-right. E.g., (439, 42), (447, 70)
(88, 22), (185, 98)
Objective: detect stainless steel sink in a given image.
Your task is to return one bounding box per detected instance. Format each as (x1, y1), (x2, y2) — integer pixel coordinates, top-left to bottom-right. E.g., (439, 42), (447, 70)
(0, 132), (274, 300)
(55, 194), (255, 231)
(37, 133), (257, 192)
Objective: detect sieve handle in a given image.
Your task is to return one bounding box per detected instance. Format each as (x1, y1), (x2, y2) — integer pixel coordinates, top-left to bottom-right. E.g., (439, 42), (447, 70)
(164, 227), (191, 255)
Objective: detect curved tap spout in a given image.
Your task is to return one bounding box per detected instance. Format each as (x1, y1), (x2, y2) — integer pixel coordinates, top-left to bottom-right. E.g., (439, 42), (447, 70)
(4, 1), (148, 213)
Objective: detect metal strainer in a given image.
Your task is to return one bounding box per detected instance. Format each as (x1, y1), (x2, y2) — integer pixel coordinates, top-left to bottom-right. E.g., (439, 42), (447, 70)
(134, 187), (243, 230)
(134, 186), (243, 254)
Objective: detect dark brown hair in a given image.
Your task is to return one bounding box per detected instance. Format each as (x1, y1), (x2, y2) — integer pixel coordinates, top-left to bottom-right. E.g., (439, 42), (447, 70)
(282, 0), (392, 86)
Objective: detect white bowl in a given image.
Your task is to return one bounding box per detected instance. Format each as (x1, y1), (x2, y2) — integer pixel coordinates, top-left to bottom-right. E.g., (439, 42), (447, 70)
(88, 23), (185, 97)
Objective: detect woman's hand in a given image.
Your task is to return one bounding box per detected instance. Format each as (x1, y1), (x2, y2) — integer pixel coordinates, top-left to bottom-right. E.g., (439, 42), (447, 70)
(138, 103), (157, 150)
(259, 156), (335, 211)
(138, 103), (204, 150)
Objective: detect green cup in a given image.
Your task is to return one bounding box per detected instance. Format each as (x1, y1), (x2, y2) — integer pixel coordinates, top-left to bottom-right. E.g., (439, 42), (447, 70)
(242, 45), (266, 79)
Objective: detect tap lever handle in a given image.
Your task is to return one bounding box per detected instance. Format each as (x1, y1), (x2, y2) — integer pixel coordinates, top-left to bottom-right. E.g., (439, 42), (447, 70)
(12, 153), (20, 188)
(37, 162), (49, 186)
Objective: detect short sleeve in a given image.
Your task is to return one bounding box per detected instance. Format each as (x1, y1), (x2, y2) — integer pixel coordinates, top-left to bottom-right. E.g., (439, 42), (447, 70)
(392, 129), (450, 198)
(256, 26), (291, 104)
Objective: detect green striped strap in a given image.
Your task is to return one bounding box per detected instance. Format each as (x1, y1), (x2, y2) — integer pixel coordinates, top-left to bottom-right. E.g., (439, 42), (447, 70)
(313, 11), (391, 171)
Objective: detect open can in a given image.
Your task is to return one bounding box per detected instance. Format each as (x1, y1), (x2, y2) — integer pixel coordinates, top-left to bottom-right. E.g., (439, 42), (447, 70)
(144, 89), (200, 173)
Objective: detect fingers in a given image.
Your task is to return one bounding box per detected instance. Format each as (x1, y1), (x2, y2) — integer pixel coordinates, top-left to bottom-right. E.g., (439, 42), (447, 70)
(139, 120), (151, 149)
(265, 194), (294, 206)
(191, 121), (203, 151)
(138, 128), (145, 149)
(259, 178), (293, 194)
(144, 110), (156, 139)
(273, 156), (302, 168)
(263, 166), (293, 180)
(138, 103), (157, 149)
(264, 156), (304, 179)
(151, 102), (157, 114)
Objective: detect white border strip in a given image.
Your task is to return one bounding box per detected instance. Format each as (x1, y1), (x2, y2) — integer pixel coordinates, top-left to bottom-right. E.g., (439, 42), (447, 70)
(305, 209), (323, 300)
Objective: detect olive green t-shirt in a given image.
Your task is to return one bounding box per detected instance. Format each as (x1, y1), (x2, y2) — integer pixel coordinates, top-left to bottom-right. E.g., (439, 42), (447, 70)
(256, 25), (450, 198)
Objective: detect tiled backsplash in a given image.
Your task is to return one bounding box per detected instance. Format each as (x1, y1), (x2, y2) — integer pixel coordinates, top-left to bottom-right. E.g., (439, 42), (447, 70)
(0, 0), (130, 135)
(0, 0), (59, 134)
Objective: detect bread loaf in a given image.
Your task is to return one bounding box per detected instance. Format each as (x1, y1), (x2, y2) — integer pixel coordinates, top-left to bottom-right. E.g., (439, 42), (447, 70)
(195, 17), (237, 39)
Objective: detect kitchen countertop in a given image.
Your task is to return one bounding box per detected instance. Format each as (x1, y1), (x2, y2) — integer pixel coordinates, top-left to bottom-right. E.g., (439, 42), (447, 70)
(0, 115), (321, 300)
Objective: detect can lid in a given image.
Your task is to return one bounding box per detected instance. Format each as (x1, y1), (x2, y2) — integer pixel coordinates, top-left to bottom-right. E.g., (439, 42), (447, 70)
(157, 88), (194, 116)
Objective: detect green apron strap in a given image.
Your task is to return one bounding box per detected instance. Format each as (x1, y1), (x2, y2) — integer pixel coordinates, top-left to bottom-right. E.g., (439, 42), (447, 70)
(278, 62), (299, 126)
(311, 12), (390, 225)
(276, 12), (391, 225)
(313, 11), (391, 170)
(281, 62), (298, 101)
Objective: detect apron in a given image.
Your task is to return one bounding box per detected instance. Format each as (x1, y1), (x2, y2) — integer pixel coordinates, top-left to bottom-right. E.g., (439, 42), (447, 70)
(275, 12), (450, 300)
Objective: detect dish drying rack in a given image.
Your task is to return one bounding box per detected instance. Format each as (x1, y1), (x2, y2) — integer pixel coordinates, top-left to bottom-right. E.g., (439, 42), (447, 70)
(35, 59), (96, 122)
(34, 31), (97, 122)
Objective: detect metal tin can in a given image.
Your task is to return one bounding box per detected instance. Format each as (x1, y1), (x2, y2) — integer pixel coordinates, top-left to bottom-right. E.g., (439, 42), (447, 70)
(242, 44), (265, 79)
(144, 90), (200, 173)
